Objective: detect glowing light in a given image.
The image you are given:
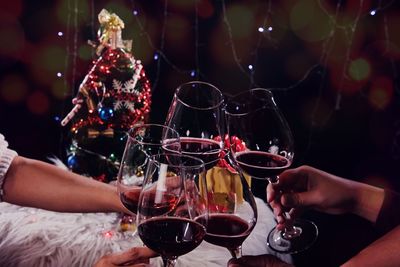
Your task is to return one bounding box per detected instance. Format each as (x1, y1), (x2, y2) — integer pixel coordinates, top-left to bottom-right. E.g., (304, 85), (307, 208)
(153, 53), (159, 60)
(368, 77), (393, 110)
(190, 70), (196, 77)
(103, 230), (113, 238)
(133, 10), (138, 16)
(268, 26), (273, 32)
(54, 116), (60, 121)
(57, 72), (62, 77)
(258, 27), (264, 33)
(248, 65), (253, 70)
(370, 10), (376, 16)
(57, 31), (63, 37)
(348, 58), (371, 81)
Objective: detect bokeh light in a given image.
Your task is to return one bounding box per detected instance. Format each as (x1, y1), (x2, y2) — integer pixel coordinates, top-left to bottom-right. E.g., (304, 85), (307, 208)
(198, 0), (214, 19)
(51, 79), (67, 100)
(348, 58), (371, 81)
(0, 74), (28, 103)
(290, 0), (331, 42)
(26, 90), (50, 115)
(30, 45), (66, 86)
(368, 76), (393, 110)
(225, 4), (254, 39)
(0, 15), (25, 59)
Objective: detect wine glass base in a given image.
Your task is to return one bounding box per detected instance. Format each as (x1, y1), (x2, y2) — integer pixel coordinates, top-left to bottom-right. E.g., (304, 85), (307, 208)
(267, 219), (318, 254)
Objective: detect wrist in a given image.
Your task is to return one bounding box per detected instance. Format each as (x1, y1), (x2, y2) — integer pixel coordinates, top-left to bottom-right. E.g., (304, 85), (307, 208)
(352, 181), (384, 223)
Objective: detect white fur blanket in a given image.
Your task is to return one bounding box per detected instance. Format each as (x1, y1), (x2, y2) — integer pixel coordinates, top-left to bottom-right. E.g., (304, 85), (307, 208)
(0, 198), (292, 267)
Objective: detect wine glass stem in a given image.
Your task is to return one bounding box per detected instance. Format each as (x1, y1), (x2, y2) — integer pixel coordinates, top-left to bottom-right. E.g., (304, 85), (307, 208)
(162, 257), (177, 267)
(229, 246), (242, 259)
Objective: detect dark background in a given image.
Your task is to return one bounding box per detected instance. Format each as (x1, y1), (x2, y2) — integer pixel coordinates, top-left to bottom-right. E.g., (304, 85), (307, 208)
(1, 1), (400, 266)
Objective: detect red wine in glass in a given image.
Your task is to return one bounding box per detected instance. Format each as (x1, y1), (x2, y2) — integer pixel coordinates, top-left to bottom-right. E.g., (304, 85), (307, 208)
(235, 151), (291, 182)
(199, 214), (252, 251)
(121, 191), (179, 216)
(179, 137), (222, 170)
(138, 217), (206, 258)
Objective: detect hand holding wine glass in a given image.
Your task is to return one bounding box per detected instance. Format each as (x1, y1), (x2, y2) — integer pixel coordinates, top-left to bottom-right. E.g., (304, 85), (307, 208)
(225, 88), (318, 254)
(136, 153), (208, 267)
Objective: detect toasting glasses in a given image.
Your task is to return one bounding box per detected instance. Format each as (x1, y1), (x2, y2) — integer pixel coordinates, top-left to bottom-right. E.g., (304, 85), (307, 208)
(165, 81), (257, 259)
(225, 88), (318, 254)
(136, 153), (209, 267)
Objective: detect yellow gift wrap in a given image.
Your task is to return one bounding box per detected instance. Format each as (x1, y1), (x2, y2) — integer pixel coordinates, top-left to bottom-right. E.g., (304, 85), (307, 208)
(204, 166), (251, 213)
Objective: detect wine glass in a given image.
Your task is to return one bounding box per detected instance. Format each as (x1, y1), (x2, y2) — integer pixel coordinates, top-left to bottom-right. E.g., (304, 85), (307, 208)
(204, 152), (258, 259)
(165, 81), (224, 170)
(117, 124), (180, 233)
(136, 153), (208, 267)
(225, 88), (318, 254)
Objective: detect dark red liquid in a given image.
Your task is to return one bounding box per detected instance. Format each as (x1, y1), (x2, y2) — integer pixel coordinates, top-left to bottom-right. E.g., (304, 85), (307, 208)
(201, 214), (251, 249)
(138, 217), (206, 258)
(124, 192), (178, 216)
(120, 190), (140, 213)
(235, 151), (290, 180)
(179, 137), (222, 170)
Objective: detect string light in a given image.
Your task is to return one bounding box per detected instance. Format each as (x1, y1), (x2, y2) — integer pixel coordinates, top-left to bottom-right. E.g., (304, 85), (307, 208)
(57, 72), (63, 77)
(268, 26), (273, 31)
(57, 31), (64, 37)
(370, 10), (376, 16)
(258, 27), (264, 32)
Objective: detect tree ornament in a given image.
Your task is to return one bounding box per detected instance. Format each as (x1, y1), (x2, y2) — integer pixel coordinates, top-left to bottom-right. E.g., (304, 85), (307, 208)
(61, 9), (152, 182)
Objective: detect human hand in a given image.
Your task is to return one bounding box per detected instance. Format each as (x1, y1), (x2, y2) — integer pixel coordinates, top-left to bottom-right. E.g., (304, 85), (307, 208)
(267, 165), (359, 230)
(227, 254), (293, 267)
(93, 247), (158, 267)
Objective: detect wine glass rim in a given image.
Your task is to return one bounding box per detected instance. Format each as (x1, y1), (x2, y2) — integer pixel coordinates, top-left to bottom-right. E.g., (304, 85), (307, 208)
(175, 81), (224, 110)
(149, 153), (206, 169)
(225, 88), (275, 116)
(126, 123), (180, 145)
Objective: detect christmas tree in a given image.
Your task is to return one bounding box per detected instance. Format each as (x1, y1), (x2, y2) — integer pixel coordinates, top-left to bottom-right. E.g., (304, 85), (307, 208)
(61, 9), (151, 182)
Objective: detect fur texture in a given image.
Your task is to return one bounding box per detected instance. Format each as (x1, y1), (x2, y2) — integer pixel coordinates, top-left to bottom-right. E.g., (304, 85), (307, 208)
(0, 198), (292, 266)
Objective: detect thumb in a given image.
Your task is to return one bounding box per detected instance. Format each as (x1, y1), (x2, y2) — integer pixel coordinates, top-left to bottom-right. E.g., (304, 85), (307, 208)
(282, 191), (315, 208)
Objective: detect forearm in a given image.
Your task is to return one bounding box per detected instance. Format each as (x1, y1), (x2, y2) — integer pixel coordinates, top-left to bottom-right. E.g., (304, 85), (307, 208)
(3, 156), (128, 213)
(351, 180), (384, 223)
(341, 224), (400, 267)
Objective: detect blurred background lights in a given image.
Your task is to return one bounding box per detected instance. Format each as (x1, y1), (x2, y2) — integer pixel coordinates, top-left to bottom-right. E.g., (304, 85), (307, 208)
(368, 76), (393, 109)
(57, 31), (63, 37)
(57, 72), (62, 77)
(258, 27), (264, 33)
(370, 10), (376, 16)
(268, 26), (273, 31)
(0, 74), (28, 103)
(248, 64), (253, 70)
(133, 10), (138, 16)
(348, 58), (371, 81)
(153, 53), (159, 60)
(190, 70), (196, 77)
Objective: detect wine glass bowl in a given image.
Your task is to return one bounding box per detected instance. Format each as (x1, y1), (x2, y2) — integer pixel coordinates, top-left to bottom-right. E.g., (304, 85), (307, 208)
(165, 81), (224, 170)
(204, 164), (258, 258)
(117, 124), (180, 215)
(225, 88), (294, 183)
(136, 153), (208, 267)
(225, 88), (318, 254)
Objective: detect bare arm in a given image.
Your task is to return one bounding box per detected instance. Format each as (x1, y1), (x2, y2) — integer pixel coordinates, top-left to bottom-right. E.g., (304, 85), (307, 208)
(342, 224), (400, 267)
(3, 156), (135, 213)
